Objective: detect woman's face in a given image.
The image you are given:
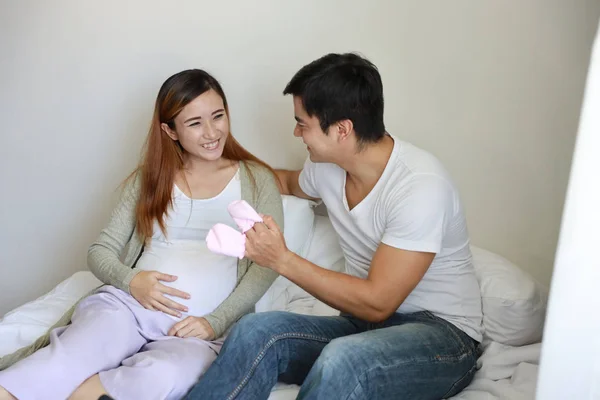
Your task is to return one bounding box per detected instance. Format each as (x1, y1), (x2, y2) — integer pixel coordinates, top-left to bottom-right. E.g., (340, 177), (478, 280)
(163, 89), (230, 163)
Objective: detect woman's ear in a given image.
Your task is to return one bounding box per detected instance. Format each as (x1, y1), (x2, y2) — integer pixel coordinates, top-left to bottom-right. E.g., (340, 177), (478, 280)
(161, 122), (178, 141)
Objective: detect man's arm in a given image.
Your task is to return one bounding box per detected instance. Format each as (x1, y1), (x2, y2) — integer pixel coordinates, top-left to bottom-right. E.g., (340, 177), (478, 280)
(279, 244), (433, 322)
(275, 169), (319, 200)
(245, 216), (434, 322)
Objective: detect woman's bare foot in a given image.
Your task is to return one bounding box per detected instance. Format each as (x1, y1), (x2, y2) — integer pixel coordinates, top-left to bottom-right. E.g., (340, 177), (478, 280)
(0, 386), (17, 400)
(68, 375), (108, 400)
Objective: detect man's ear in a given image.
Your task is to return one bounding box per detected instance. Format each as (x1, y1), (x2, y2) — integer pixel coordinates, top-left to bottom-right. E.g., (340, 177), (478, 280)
(335, 119), (354, 142)
(161, 123), (178, 141)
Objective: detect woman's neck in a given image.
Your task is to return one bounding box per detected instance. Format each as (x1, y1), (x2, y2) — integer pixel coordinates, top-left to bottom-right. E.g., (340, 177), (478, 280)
(177, 155), (239, 199)
(182, 155), (233, 176)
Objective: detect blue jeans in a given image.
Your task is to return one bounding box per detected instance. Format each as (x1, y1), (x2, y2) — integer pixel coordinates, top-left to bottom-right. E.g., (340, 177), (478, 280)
(185, 311), (479, 400)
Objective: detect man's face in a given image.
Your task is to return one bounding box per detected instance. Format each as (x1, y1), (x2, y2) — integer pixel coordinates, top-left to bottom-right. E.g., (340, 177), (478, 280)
(292, 96), (336, 163)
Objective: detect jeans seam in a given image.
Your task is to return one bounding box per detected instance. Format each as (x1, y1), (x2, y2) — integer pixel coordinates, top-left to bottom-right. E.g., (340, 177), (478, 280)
(345, 358), (430, 400)
(226, 332), (332, 400)
(344, 353), (475, 400)
(440, 362), (477, 399)
(443, 322), (475, 355)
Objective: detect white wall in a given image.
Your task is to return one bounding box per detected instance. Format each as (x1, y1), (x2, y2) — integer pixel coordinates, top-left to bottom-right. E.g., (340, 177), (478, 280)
(1, 0), (598, 315)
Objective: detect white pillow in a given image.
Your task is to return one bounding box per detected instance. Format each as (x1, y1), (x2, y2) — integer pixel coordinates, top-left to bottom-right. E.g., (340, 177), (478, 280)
(280, 195), (318, 255)
(471, 246), (548, 346)
(284, 215), (345, 316)
(0, 271), (102, 357)
(255, 195), (318, 313)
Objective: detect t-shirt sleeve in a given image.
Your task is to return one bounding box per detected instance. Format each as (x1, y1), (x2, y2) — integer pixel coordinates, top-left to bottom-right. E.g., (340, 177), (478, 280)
(298, 156), (321, 198)
(381, 175), (453, 254)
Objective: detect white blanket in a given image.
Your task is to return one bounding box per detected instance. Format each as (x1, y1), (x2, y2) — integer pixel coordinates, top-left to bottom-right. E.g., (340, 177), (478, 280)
(451, 342), (540, 400)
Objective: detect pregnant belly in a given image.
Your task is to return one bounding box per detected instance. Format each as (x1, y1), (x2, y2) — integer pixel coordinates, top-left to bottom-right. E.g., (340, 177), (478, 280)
(136, 240), (238, 318)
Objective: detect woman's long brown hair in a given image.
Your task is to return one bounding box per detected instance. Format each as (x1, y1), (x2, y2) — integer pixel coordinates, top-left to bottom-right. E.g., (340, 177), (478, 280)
(133, 69), (274, 239)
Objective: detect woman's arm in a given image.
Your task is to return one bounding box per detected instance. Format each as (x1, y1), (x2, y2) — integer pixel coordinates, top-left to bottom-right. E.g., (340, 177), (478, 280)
(86, 174), (142, 293)
(203, 164), (284, 338)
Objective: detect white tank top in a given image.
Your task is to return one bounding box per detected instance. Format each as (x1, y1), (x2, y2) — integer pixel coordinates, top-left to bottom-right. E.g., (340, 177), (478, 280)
(136, 169), (241, 319)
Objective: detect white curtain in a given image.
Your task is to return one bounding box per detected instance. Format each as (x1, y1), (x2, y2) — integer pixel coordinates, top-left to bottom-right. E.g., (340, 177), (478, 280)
(536, 18), (600, 400)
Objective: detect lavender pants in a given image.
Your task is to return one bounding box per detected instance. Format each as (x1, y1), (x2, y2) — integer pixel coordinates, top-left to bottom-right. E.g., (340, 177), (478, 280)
(0, 286), (222, 400)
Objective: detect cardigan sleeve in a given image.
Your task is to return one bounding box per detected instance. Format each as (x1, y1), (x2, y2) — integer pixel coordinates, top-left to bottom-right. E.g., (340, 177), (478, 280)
(204, 163), (284, 338)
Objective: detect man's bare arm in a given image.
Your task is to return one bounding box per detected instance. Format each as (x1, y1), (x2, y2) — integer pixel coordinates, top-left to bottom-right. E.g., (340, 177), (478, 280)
(275, 169), (319, 200)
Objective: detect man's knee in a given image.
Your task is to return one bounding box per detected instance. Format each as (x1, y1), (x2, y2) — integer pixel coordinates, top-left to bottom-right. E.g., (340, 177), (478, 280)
(314, 333), (389, 378)
(228, 313), (267, 343)
(314, 335), (360, 372)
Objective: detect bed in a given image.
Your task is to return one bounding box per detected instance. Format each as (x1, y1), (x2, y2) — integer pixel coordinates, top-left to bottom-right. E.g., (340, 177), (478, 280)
(0, 197), (548, 399)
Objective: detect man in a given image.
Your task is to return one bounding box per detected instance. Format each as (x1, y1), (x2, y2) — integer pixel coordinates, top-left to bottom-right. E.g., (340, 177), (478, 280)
(186, 53), (483, 400)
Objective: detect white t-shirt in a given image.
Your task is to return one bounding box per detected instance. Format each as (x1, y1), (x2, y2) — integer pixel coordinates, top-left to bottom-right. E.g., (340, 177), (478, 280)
(299, 135), (483, 341)
(136, 169), (241, 319)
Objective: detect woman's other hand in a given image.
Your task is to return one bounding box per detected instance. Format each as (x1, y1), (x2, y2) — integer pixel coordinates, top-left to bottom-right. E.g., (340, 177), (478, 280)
(168, 317), (216, 341)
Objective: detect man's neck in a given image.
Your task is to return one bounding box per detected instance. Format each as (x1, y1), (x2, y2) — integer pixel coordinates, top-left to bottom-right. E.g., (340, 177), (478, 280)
(337, 135), (394, 190)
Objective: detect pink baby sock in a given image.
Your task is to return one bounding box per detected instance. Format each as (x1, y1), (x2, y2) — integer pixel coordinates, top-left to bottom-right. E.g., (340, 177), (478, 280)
(205, 200), (263, 258)
(206, 223), (247, 259)
(227, 200), (263, 232)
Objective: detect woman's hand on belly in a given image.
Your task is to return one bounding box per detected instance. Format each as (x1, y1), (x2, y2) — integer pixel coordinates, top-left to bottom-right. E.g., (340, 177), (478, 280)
(129, 270), (191, 318)
(168, 316), (216, 341)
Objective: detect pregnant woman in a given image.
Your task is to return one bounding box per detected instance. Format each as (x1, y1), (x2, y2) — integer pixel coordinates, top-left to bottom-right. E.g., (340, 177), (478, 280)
(0, 68), (283, 400)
